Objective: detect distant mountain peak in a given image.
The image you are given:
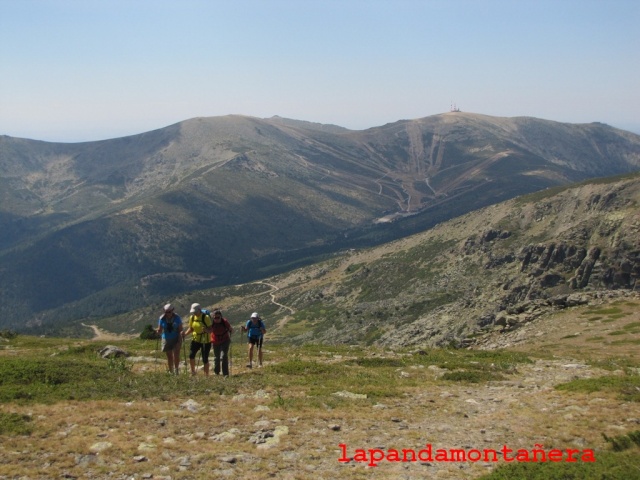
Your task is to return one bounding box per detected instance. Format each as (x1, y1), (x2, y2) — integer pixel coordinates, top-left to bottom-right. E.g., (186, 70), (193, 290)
(1, 114), (640, 333)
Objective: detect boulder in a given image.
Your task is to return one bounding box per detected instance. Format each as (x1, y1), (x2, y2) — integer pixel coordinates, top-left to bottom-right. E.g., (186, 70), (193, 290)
(98, 345), (129, 359)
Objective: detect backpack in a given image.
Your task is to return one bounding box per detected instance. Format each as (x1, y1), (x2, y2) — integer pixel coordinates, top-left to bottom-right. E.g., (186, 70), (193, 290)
(165, 317), (175, 333)
(189, 311), (212, 339)
(210, 317), (231, 342)
(247, 319), (265, 338)
(160, 313), (179, 334)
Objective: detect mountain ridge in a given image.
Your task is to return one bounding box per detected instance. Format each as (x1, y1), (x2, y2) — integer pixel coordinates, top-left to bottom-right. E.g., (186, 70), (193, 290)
(1, 112), (640, 332)
(89, 172), (640, 349)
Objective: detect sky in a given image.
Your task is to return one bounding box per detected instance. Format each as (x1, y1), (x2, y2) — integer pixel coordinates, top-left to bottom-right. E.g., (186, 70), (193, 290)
(1, 0), (639, 143)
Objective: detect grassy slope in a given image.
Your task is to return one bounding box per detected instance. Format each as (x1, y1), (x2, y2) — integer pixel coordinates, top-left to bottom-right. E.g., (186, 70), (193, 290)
(1, 297), (639, 479)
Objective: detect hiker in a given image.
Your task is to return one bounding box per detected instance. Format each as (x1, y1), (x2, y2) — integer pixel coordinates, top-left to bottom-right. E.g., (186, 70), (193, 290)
(242, 312), (266, 368)
(182, 303), (213, 376)
(156, 303), (183, 374)
(210, 309), (233, 376)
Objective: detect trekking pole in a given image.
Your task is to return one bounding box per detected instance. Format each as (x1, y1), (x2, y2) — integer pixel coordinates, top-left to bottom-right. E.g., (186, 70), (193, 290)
(155, 335), (160, 367)
(229, 331), (233, 377)
(182, 338), (188, 375)
(196, 331), (204, 374)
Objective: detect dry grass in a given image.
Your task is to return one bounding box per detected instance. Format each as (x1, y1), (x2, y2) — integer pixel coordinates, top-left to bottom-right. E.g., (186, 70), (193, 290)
(1, 301), (640, 479)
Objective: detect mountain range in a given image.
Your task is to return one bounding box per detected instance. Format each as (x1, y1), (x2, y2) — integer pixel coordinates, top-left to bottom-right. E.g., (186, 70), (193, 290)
(1, 112), (640, 334)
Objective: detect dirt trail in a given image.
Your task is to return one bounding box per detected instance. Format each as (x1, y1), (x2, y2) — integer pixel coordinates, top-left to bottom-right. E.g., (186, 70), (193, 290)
(81, 323), (137, 342)
(254, 281), (296, 330)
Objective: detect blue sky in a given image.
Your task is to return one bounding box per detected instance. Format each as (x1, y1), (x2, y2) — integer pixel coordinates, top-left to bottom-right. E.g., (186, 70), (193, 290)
(1, 0), (638, 142)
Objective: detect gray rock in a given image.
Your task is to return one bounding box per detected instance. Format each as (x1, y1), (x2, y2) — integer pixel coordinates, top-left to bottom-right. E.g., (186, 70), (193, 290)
(98, 345), (128, 359)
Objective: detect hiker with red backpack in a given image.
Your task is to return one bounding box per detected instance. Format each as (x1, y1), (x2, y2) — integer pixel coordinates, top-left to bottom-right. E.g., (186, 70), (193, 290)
(182, 303), (213, 376)
(209, 309), (233, 376)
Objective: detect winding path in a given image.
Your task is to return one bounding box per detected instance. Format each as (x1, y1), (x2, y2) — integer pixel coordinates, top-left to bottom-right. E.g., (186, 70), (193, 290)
(253, 281), (296, 331)
(254, 281), (295, 315)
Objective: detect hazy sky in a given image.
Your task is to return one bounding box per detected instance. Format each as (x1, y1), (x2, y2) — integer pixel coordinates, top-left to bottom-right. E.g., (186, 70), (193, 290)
(1, 0), (638, 142)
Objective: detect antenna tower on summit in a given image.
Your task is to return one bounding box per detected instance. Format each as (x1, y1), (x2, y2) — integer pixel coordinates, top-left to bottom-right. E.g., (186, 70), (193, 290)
(450, 102), (461, 112)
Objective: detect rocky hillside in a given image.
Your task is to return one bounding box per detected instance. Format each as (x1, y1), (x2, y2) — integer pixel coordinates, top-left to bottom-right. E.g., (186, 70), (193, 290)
(2, 113), (640, 333)
(283, 174), (640, 348)
(105, 173), (639, 349)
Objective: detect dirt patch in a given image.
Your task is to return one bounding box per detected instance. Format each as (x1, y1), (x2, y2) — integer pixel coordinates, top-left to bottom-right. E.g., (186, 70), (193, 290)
(81, 323), (138, 342)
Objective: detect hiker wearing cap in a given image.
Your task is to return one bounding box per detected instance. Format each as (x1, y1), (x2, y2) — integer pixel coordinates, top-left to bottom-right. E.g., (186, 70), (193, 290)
(156, 304), (183, 374)
(241, 312), (266, 368)
(210, 309), (233, 376)
(182, 303), (213, 376)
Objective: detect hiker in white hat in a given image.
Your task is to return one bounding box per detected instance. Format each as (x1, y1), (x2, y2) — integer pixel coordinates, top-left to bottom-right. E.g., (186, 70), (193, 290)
(156, 303), (183, 374)
(182, 303), (213, 375)
(241, 312), (266, 368)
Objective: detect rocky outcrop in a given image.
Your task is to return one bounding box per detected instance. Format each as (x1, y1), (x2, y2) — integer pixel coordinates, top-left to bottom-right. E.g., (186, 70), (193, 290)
(517, 242), (640, 293)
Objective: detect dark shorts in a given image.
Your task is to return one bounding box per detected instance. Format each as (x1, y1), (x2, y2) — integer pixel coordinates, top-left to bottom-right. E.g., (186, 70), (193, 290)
(161, 336), (181, 352)
(248, 336), (263, 348)
(189, 340), (212, 364)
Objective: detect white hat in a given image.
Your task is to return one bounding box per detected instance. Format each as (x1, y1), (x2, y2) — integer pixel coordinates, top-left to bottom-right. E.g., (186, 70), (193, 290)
(163, 303), (174, 312)
(251, 312), (259, 318)
(190, 303), (201, 313)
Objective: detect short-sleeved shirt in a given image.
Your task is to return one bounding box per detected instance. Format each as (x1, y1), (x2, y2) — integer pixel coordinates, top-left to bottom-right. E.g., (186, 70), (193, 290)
(158, 314), (182, 342)
(189, 313), (212, 343)
(245, 318), (265, 339)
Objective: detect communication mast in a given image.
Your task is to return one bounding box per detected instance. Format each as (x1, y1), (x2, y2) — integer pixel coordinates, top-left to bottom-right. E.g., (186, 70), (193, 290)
(450, 102), (461, 112)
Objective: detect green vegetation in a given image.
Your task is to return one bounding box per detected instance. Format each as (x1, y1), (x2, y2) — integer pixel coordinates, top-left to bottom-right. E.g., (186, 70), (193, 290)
(1, 332), (639, 478)
(0, 355), (238, 404)
(581, 306), (625, 317)
(587, 356), (640, 372)
(555, 373), (640, 402)
(0, 338), (242, 404)
(603, 430), (640, 452)
(0, 338), (532, 406)
(139, 324), (158, 339)
(441, 370), (505, 382)
(411, 348), (532, 371)
(478, 449), (640, 480)
(0, 412), (33, 436)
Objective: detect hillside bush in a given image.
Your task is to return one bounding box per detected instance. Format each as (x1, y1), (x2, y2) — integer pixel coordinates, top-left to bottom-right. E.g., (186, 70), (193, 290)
(139, 324), (159, 339)
(0, 329), (17, 339)
(0, 412), (33, 435)
(556, 373), (640, 402)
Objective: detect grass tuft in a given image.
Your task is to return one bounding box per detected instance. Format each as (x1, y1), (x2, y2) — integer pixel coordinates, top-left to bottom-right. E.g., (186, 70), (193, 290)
(555, 374), (640, 402)
(0, 412), (33, 436)
(603, 430), (640, 452)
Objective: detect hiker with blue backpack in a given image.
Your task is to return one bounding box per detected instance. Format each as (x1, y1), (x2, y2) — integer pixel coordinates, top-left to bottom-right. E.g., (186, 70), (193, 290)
(242, 312), (266, 368)
(182, 303), (213, 376)
(156, 303), (183, 374)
